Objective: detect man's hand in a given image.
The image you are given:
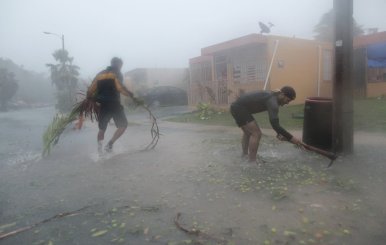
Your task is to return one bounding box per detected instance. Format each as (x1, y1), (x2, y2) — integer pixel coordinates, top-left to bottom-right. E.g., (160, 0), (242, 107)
(276, 134), (286, 141)
(290, 136), (303, 148)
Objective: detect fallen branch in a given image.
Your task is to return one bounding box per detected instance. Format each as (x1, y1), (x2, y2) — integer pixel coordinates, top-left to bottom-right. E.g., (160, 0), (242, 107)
(0, 206), (90, 241)
(174, 212), (227, 245)
(139, 104), (160, 151)
(42, 94), (99, 156)
(43, 92), (160, 155)
(277, 134), (337, 167)
(300, 142), (337, 167)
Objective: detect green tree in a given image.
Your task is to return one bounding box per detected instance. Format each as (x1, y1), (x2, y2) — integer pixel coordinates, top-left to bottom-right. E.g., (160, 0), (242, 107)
(0, 68), (19, 111)
(46, 49), (79, 113)
(314, 9), (364, 41)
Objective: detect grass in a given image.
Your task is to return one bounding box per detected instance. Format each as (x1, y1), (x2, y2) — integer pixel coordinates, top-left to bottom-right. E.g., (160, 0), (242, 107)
(167, 97), (386, 132)
(353, 97), (386, 132)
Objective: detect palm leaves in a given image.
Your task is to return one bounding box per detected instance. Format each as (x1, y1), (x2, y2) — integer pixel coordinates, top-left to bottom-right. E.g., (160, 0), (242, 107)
(42, 112), (77, 156)
(42, 97), (99, 156)
(314, 9), (364, 41)
(46, 49), (80, 113)
(42, 96), (160, 156)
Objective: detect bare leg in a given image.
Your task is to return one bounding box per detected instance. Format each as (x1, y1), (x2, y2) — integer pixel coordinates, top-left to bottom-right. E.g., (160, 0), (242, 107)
(97, 129), (105, 154)
(98, 129), (105, 141)
(107, 127), (127, 146)
(241, 121), (262, 162)
(241, 128), (250, 157)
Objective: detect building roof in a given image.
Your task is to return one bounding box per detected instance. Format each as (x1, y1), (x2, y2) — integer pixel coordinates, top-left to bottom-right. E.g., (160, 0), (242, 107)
(201, 33), (268, 55)
(354, 31), (386, 47)
(189, 55), (213, 64)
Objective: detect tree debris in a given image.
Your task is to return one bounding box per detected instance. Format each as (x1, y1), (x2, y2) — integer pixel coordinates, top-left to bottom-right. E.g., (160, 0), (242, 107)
(0, 206), (90, 241)
(174, 212), (227, 245)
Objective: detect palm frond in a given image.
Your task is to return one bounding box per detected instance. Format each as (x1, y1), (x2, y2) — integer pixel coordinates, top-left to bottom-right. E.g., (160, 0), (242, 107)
(138, 104), (160, 151)
(42, 97), (100, 156)
(42, 112), (77, 156)
(42, 95), (160, 156)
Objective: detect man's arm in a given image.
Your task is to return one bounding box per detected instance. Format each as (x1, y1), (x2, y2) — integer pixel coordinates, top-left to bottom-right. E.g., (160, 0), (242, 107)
(113, 76), (144, 105)
(267, 97), (301, 145)
(269, 117), (293, 140)
(270, 118), (302, 145)
(87, 77), (98, 99)
(113, 76), (134, 98)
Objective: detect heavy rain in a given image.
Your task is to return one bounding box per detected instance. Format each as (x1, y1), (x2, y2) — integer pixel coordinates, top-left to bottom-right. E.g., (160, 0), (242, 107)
(1, 0), (386, 244)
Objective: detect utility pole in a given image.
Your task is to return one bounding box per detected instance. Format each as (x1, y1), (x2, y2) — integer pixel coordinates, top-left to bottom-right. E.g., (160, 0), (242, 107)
(333, 0), (354, 153)
(43, 31), (65, 57)
(61, 34), (65, 52)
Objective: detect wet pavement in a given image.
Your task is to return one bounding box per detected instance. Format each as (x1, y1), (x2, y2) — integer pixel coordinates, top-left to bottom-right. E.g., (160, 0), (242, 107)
(0, 107), (385, 245)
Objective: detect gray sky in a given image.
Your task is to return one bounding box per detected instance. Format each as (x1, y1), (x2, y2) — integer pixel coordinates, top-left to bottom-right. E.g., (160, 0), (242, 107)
(1, 0), (385, 78)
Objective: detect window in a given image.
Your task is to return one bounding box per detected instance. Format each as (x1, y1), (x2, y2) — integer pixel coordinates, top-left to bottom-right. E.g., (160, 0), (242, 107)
(230, 44), (267, 84)
(246, 64), (257, 83)
(233, 64), (241, 80)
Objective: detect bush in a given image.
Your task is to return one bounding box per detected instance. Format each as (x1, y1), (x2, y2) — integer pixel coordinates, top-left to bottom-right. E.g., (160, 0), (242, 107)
(196, 102), (216, 120)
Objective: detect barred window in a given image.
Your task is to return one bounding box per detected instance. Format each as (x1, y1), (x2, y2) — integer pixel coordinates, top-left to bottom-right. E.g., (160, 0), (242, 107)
(246, 64), (257, 83)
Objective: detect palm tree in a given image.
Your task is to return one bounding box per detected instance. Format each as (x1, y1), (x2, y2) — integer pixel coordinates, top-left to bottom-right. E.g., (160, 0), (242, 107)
(314, 9), (364, 41)
(0, 68), (18, 111)
(46, 49), (80, 113)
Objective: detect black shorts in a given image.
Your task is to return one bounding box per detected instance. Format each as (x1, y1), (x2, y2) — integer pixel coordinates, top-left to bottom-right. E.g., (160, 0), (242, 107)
(230, 103), (255, 127)
(98, 102), (128, 130)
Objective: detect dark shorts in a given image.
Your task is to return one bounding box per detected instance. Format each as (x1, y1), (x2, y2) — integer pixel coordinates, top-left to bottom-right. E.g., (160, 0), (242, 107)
(230, 103), (255, 127)
(98, 102), (128, 130)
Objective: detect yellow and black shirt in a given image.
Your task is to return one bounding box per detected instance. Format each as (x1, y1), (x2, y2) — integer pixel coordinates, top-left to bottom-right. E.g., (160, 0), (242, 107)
(88, 66), (128, 103)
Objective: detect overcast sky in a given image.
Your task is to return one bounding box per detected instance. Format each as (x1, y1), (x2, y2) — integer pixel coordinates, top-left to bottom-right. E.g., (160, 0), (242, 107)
(1, 0), (385, 78)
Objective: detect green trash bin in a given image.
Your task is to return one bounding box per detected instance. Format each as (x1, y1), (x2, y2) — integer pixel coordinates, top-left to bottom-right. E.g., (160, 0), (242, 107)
(302, 97), (332, 151)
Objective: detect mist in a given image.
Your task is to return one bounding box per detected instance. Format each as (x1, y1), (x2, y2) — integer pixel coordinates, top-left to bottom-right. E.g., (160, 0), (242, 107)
(1, 0), (385, 78)
(1, 1), (386, 244)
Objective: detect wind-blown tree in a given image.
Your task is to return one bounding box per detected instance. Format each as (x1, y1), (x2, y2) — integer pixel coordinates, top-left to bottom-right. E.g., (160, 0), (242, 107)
(0, 68), (19, 111)
(314, 9), (364, 41)
(46, 49), (79, 113)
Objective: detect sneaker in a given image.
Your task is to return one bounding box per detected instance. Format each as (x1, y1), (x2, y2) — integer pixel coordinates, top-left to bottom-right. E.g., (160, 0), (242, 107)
(98, 141), (103, 154)
(104, 142), (113, 153)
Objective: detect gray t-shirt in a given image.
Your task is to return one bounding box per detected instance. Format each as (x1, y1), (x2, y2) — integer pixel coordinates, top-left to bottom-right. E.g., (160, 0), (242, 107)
(235, 91), (279, 121)
(233, 91), (293, 140)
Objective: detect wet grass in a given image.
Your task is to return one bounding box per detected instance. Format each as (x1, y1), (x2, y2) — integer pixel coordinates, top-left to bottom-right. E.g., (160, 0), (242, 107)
(167, 97), (386, 132)
(353, 97), (386, 132)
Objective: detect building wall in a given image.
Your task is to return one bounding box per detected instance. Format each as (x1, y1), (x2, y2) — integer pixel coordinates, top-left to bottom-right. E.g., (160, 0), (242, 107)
(367, 82), (386, 97)
(188, 34), (333, 107)
(267, 36), (333, 104)
(353, 32), (386, 97)
(189, 56), (214, 106)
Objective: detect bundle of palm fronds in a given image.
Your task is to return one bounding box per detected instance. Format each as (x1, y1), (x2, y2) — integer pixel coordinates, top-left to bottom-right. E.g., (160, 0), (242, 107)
(42, 98), (99, 156)
(42, 96), (160, 156)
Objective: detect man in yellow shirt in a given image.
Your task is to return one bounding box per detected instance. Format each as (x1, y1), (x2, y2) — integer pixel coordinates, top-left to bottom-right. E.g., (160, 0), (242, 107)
(87, 57), (141, 153)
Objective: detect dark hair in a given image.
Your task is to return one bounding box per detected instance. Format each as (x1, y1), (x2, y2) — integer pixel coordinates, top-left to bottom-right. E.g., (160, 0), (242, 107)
(111, 57), (123, 67)
(280, 86), (296, 100)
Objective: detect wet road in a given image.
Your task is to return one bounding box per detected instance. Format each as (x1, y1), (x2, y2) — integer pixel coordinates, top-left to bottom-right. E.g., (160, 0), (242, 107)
(0, 105), (191, 167)
(0, 106), (386, 245)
